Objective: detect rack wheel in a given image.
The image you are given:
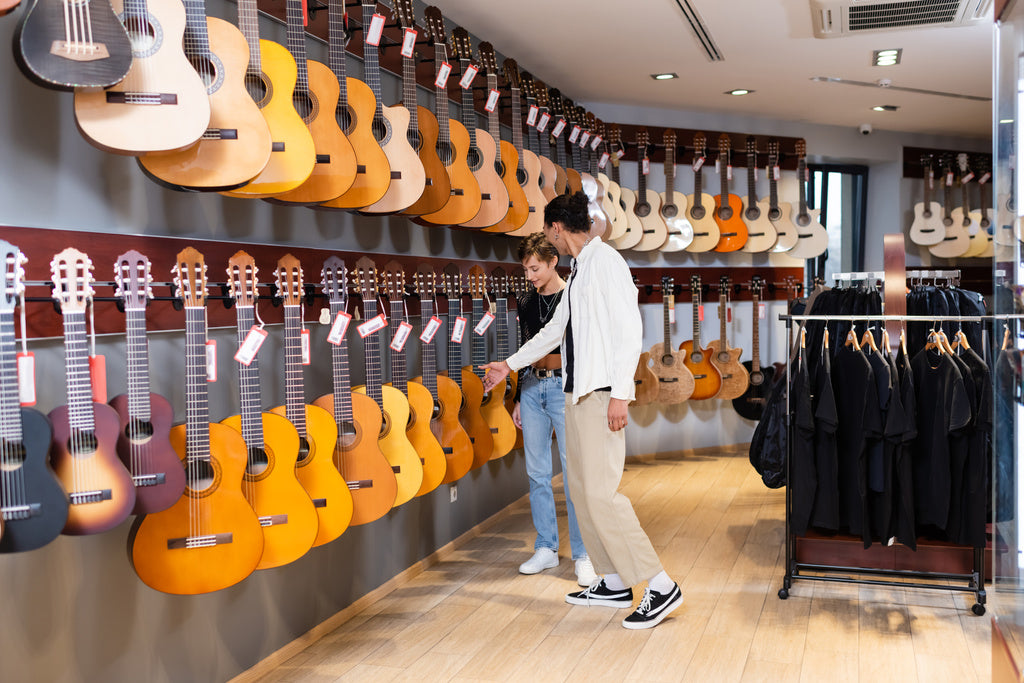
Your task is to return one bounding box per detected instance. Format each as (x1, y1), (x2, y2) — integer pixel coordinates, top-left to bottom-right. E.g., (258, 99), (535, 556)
(778, 588), (789, 600)
(972, 603), (985, 616)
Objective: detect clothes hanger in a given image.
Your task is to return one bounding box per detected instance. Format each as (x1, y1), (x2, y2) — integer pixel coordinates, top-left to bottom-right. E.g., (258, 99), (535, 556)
(924, 329), (944, 354)
(953, 329), (971, 352)
(1002, 325), (1012, 351)
(881, 329), (892, 358)
(900, 328), (908, 356)
(860, 325), (879, 353)
(844, 327), (861, 350)
(937, 329), (956, 355)
(823, 328), (830, 351)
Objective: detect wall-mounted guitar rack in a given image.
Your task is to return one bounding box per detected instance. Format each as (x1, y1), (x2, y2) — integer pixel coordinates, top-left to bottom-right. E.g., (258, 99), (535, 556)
(902, 146), (992, 179)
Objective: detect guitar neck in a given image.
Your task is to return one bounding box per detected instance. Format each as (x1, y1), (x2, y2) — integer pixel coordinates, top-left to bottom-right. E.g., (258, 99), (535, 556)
(746, 153), (757, 205)
(470, 296), (486, 380)
(361, 2), (385, 119)
(486, 73), (502, 149)
(768, 166), (779, 209)
(184, 305), (213, 464)
(236, 0), (263, 75)
(433, 44), (452, 151)
(361, 298), (384, 406)
(662, 290), (672, 349)
(495, 297), (510, 358)
(692, 286), (702, 346)
(509, 87), (525, 158)
(694, 163), (704, 205)
(0, 312), (23, 443)
(327, 0), (349, 105)
(538, 108), (553, 159)
(62, 311), (96, 433)
(401, 45), (419, 131)
(282, 304), (308, 437)
(797, 159), (808, 216)
(328, 299), (356, 433)
(751, 291), (761, 373)
(389, 299), (408, 394)
(234, 305), (264, 449)
(718, 293), (727, 345)
(124, 307), (153, 422)
(664, 146), (675, 204)
(719, 154), (729, 200)
(923, 163), (933, 205)
(181, 0), (213, 59)
(458, 59), (478, 146)
(447, 297), (464, 388)
(523, 96), (539, 155)
(285, 0), (311, 96)
(419, 298), (439, 399)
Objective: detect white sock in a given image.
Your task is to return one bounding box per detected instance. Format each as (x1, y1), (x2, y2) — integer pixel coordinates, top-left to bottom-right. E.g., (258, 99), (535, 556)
(648, 571), (674, 594)
(602, 573), (627, 590)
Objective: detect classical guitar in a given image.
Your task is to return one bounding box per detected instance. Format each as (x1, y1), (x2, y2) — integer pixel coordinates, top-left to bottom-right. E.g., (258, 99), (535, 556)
(351, 257), (423, 507)
(684, 132), (721, 252)
(595, 121), (626, 241)
(503, 59), (546, 235)
(534, 80), (568, 196)
(929, 154), (971, 258)
(0, 241), (68, 553)
(976, 155), (997, 257)
(137, 0), (272, 192)
(589, 115), (617, 235)
(450, 27), (508, 229)
(520, 71), (558, 202)
(312, 257), (396, 526)
(468, 266), (516, 460)
(221, 251), (317, 569)
(712, 134), (748, 252)
(954, 153), (986, 258)
(610, 126), (643, 250)
(659, 129), (694, 252)
(787, 139), (829, 259)
(577, 107), (611, 239)
(739, 136), (778, 253)
(128, 247), (263, 595)
(441, 264), (493, 469)
(393, 0), (449, 216)
(548, 89), (582, 194)
(478, 43), (528, 234)
(268, 254), (352, 547)
(219, 0), (315, 197)
(415, 6), (481, 225)
(707, 276), (749, 400)
(647, 276), (694, 404)
(47, 249), (135, 535)
(14, 0), (131, 90)
(490, 267), (522, 449)
(110, 250), (185, 515)
(380, 261), (446, 497)
(732, 276), (775, 421)
(766, 138), (798, 253)
(909, 154), (944, 246)
(73, 0), (211, 155)
(679, 274), (723, 400)
(630, 129), (667, 251)
(411, 265), (473, 484)
(268, 0), (357, 204)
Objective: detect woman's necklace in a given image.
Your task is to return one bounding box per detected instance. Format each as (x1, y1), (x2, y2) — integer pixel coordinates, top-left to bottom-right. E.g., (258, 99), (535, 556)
(538, 288), (561, 325)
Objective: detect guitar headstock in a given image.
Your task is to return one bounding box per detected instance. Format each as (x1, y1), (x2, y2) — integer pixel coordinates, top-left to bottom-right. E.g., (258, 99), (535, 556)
(519, 69), (535, 99)
(585, 110), (597, 135)
(767, 138), (779, 168)
(468, 264), (487, 300)
(513, 268), (528, 295)
(690, 274), (702, 302)
(956, 152), (970, 178)
(50, 248), (95, 315)
(490, 266), (508, 298)
(414, 263), (437, 301)
(114, 250), (153, 312)
(596, 119), (607, 142)
(422, 5), (446, 46)
(503, 57), (520, 89)
(661, 275), (673, 296)
(353, 256), (378, 303)
(478, 41), (497, 76)
(719, 275), (730, 301)
(718, 133), (732, 162)
(394, 0), (416, 31)
(751, 275), (762, 299)
(535, 79), (549, 109)
(441, 263), (463, 303)
(450, 26), (474, 63)
(920, 153), (933, 173)
(795, 138), (807, 160)
(0, 241), (27, 314)
(173, 247), (207, 308)
(637, 128), (649, 158)
(693, 132), (706, 159)
(547, 88), (563, 119)
(745, 136), (757, 166)
(320, 256), (348, 305)
(227, 251), (259, 307)
(275, 253), (304, 306)
(381, 260), (406, 302)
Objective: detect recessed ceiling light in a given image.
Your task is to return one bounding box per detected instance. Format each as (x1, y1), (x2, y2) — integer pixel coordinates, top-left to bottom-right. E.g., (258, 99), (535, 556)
(872, 48), (903, 66)
(872, 105), (899, 112)
(651, 72), (678, 80)
(1000, 118), (1014, 123)
(726, 89), (753, 96)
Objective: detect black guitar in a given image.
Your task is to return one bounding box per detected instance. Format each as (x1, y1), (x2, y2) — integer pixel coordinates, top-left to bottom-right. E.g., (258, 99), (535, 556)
(0, 240), (69, 553)
(732, 276), (775, 421)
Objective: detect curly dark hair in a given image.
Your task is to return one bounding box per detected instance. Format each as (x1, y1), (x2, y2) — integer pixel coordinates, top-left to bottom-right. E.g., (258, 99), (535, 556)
(517, 233), (559, 264)
(543, 191), (590, 233)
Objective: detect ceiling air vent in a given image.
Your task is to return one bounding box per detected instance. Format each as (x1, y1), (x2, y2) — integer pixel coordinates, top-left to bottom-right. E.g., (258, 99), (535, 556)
(811, 0), (991, 38)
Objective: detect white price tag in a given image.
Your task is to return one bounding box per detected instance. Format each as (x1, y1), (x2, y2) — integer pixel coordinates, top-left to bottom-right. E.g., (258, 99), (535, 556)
(979, 172), (991, 185)
(458, 64), (478, 89)
(365, 13), (385, 47)
(599, 152), (609, 169)
(590, 135), (602, 151)
(17, 352), (35, 406)
(357, 313), (388, 338)
(758, 303), (766, 320)
(484, 89), (500, 113)
(390, 321), (413, 351)
(578, 131), (590, 148)
(946, 171), (954, 186)
(614, 148), (625, 160)
(473, 311), (495, 335)
(526, 105), (539, 126)
(772, 165), (780, 181)
(927, 168), (934, 190)
(435, 62), (452, 88)
(234, 326), (268, 366)
(401, 28), (417, 58)
(537, 112), (551, 132)
(327, 311), (352, 345)
(961, 171), (975, 183)
(727, 164), (733, 181)
(641, 158), (650, 175)
(568, 125), (580, 143)
(753, 167), (758, 182)
(420, 315), (442, 343)
(451, 316), (467, 343)
(668, 306), (675, 325)
(301, 329), (311, 365)
(693, 156), (705, 171)
(206, 340), (217, 382)
(714, 159), (720, 174)
(551, 119), (566, 138)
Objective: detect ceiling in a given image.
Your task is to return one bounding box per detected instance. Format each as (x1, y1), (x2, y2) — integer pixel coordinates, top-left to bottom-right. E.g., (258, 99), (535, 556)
(434, 0), (994, 139)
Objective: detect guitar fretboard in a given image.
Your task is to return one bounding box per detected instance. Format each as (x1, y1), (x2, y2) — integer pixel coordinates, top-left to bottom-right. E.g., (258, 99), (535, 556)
(470, 295), (487, 382)
(508, 86), (525, 172)
(125, 307), (153, 423)
(285, 0), (311, 100)
(282, 304), (309, 438)
(181, 0), (213, 63)
(184, 305), (212, 465)
(494, 292), (511, 359)
(746, 142), (758, 206)
(328, 299), (356, 435)
(419, 297), (439, 399)
(446, 293), (464, 390)
(0, 312), (23, 444)
(400, 38), (420, 135)
(361, 1), (386, 123)
(389, 297), (408, 395)
(664, 144), (676, 206)
(236, 0), (264, 76)
(62, 312), (96, 434)
(432, 43), (452, 165)
(361, 297), (385, 407)
(751, 288), (762, 374)
(662, 281), (673, 350)
(458, 59), (479, 152)
(691, 281), (703, 347)
(327, 0), (350, 110)
(234, 305), (265, 450)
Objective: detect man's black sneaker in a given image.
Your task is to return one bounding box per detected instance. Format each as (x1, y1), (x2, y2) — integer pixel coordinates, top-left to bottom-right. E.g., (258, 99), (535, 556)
(565, 579), (634, 608)
(622, 583), (683, 629)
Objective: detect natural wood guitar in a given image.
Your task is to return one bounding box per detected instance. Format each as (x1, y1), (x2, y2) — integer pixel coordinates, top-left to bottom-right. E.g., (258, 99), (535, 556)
(647, 276), (694, 404)
(712, 133), (749, 252)
(787, 139), (829, 260)
(503, 57), (546, 235)
(927, 155), (971, 259)
(268, 254), (353, 547)
(468, 266), (516, 460)
(632, 128), (667, 251)
(128, 247), (263, 595)
(534, 80), (567, 197)
(221, 251), (317, 570)
(520, 72), (558, 203)
(766, 139), (798, 253)
(609, 126), (643, 250)
(684, 133), (721, 253)
(632, 352), (660, 406)
(659, 129), (694, 252)
(732, 276), (776, 421)
(909, 154), (944, 246)
(739, 136), (778, 253)
(548, 89), (582, 194)
(478, 43), (528, 234)
(491, 267), (522, 449)
(707, 276), (749, 400)
(679, 274), (722, 400)
(955, 153), (987, 258)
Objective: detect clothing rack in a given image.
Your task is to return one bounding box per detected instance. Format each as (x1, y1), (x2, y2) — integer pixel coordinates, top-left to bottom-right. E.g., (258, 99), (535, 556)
(832, 271), (885, 284)
(777, 312), (989, 615)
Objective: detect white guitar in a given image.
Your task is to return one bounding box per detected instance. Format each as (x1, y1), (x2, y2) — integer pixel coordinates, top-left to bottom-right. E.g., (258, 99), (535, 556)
(786, 139), (828, 260)
(909, 154), (944, 246)
(684, 132), (721, 253)
(740, 135), (777, 253)
(766, 139), (798, 253)
(659, 129), (693, 251)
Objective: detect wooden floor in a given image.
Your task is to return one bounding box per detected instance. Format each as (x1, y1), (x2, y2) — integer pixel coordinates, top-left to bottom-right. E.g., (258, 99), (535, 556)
(249, 447), (991, 682)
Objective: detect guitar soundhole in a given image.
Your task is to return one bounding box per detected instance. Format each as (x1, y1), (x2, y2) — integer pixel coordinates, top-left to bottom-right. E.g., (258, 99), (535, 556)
(662, 204), (678, 219)
(371, 115), (390, 145)
(123, 15), (159, 57)
(718, 205), (734, 221)
(296, 437), (312, 466)
(68, 431), (99, 455)
(690, 205), (706, 220)
(795, 213), (811, 228)
(768, 207), (781, 221)
(335, 105), (353, 133)
(962, 217), (971, 228)
(466, 146), (482, 171)
(186, 459), (215, 492)
(750, 372), (764, 387)
(431, 399), (443, 420)
(923, 208), (933, 218)
(745, 205), (760, 221)
(635, 202), (651, 218)
(244, 73), (270, 108)
(436, 140), (454, 167)
(516, 167), (528, 185)
(0, 440), (26, 470)
(494, 159), (506, 177)
(661, 354), (674, 365)
(338, 421), (358, 448)
(717, 351), (730, 363)
(188, 55), (223, 94)
(379, 412), (392, 439)
(407, 128), (422, 152)
(246, 447), (270, 477)
(942, 215), (954, 227)
(126, 418), (154, 442)
(690, 352), (703, 364)
(293, 91), (314, 122)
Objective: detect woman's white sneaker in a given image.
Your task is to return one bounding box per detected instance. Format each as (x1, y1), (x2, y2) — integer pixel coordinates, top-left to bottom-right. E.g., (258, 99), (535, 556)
(519, 548), (559, 574)
(574, 557), (597, 586)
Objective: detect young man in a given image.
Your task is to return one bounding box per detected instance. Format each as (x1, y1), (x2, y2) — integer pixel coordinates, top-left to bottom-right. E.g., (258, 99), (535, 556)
(481, 192), (682, 630)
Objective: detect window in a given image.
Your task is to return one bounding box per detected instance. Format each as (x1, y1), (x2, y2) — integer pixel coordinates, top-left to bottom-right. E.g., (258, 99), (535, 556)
(807, 164), (869, 284)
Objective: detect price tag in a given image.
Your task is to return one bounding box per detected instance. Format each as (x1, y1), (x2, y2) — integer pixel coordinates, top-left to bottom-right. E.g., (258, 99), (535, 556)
(961, 171), (975, 183)
(698, 305), (704, 322)
(568, 125), (580, 143)
(420, 315), (442, 343)
(599, 152), (610, 169)
(473, 311), (495, 335)
(579, 131), (590, 148)
(301, 329), (311, 365)
(641, 158), (650, 175)
(435, 62), (452, 88)
(753, 167), (758, 182)
(327, 311), (352, 345)
(357, 313), (388, 338)
(206, 340), (217, 382)
(614, 148), (625, 160)
(927, 168), (934, 190)
(458, 64), (478, 89)
(668, 306), (675, 324)
(89, 354), (107, 403)
(401, 28), (417, 58)
(979, 171), (991, 184)
(714, 159), (720, 174)
(590, 135), (602, 151)
(390, 321), (413, 351)
(451, 316), (467, 343)
(537, 112), (551, 132)
(772, 165), (780, 181)
(365, 13), (385, 47)
(234, 325), (268, 366)
(526, 105), (539, 126)
(946, 171), (954, 186)
(693, 156), (705, 171)
(727, 306), (732, 323)
(551, 119), (566, 138)
(17, 351), (35, 406)
(804, 167), (810, 182)
(758, 303), (766, 320)
(484, 89), (500, 113)
(727, 164), (733, 181)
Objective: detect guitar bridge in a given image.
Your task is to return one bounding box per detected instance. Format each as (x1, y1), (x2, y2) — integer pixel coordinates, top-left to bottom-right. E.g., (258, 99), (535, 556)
(347, 479), (374, 490)
(132, 473), (167, 487)
(202, 128), (238, 140)
(1, 502), (42, 521)
(167, 532), (233, 549)
(259, 514), (289, 527)
(658, 377), (678, 383)
(50, 40), (110, 61)
(69, 489), (112, 505)
(313, 498), (327, 508)
(105, 92), (178, 105)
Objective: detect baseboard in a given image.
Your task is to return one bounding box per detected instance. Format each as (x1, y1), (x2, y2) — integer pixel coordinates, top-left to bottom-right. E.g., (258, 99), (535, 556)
(627, 442), (750, 464)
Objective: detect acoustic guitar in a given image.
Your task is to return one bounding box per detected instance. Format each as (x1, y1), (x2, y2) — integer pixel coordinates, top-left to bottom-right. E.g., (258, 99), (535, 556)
(221, 251), (317, 569)
(909, 154), (944, 246)
(609, 126), (643, 250)
(220, 0), (315, 197)
(954, 153), (987, 258)
(976, 156), (996, 257)
(415, 6), (481, 225)
(766, 139), (798, 253)
(707, 276), (749, 400)
(137, 3), (272, 192)
(659, 129), (694, 252)
(48, 248), (135, 536)
(411, 265), (473, 484)
(73, 0), (210, 155)
(504, 59), (546, 235)
(450, 27), (508, 229)
(632, 352), (659, 407)
(268, 254), (353, 547)
(468, 266), (516, 460)
(478, 43), (529, 234)
(589, 115), (617, 237)
(679, 274), (722, 400)
(577, 107), (611, 239)
(268, 0), (357, 204)
(14, 0), (131, 90)
(393, 0), (450, 216)
(110, 250), (185, 515)
(647, 276), (694, 404)
(712, 134), (749, 252)
(351, 257), (423, 508)
(128, 247), (263, 595)
(0, 241), (69, 553)
(732, 276), (775, 421)
(631, 128), (667, 251)
(520, 72), (558, 203)
(534, 81), (568, 196)
(312, 257), (396, 526)
(548, 89), (582, 195)
(380, 261), (446, 497)
(595, 121), (627, 241)
(739, 136), (778, 253)
(441, 264), (493, 469)
(491, 267), (522, 449)
(928, 154), (971, 258)
(787, 139), (829, 259)
(684, 132), (721, 253)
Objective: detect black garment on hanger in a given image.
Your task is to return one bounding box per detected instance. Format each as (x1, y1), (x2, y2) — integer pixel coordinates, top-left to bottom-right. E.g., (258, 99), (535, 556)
(943, 350), (977, 538)
(953, 348), (992, 547)
(809, 347), (839, 531)
(791, 351), (816, 536)
(891, 344), (918, 549)
(749, 364), (789, 489)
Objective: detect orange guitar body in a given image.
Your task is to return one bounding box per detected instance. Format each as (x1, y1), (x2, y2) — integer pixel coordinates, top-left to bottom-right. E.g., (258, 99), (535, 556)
(479, 376), (517, 460)
(319, 77), (391, 209)
(679, 340), (723, 400)
(418, 118), (482, 226)
(403, 105), (451, 216)
(484, 141), (530, 233)
(392, 380), (447, 497)
(442, 369), (493, 470)
(565, 167), (582, 194)
(413, 373), (474, 484)
(713, 193), (749, 252)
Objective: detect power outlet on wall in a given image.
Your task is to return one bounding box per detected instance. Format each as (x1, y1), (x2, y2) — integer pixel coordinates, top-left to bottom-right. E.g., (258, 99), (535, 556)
(449, 484), (458, 503)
